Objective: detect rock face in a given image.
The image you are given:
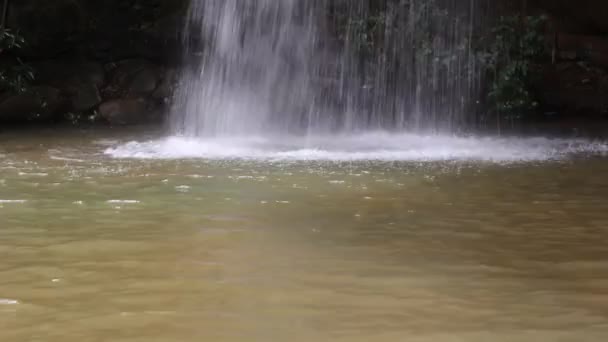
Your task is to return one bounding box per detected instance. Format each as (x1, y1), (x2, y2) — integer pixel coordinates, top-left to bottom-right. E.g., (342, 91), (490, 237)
(98, 99), (149, 125)
(524, 1), (608, 119)
(8, 0), (187, 63)
(530, 0), (608, 34)
(0, 0), (185, 125)
(104, 60), (162, 98)
(71, 83), (102, 112)
(537, 62), (608, 114)
(0, 58), (173, 124)
(0, 87), (66, 122)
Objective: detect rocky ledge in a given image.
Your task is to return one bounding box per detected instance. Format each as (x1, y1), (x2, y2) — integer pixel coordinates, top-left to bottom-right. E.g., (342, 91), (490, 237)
(0, 0), (187, 125)
(0, 59), (176, 125)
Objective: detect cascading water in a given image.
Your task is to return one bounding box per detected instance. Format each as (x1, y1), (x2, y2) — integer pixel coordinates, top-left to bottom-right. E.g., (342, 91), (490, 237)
(172, 0), (326, 136)
(172, 0), (488, 136)
(107, 0), (607, 162)
(336, 0), (491, 132)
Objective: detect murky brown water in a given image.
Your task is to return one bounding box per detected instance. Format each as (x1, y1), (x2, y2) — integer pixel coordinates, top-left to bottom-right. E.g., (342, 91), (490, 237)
(2, 128), (608, 341)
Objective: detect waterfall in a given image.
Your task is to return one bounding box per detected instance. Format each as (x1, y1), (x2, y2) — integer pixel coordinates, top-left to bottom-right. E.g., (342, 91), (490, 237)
(172, 0), (490, 137)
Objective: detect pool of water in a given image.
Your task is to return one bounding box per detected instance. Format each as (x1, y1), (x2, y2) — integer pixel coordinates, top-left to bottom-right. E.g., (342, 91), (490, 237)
(2, 127), (608, 341)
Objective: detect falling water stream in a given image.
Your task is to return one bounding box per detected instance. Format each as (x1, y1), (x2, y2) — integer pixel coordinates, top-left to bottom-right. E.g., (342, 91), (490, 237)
(172, 0), (487, 136)
(135, 0), (602, 162)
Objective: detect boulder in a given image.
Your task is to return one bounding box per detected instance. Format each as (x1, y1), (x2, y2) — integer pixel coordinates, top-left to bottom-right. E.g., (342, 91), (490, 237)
(128, 67), (161, 95)
(152, 68), (177, 102)
(29, 60), (105, 113)
(0, 87), (65, 122)
(98, 98), (149, 125)
(104, 59), (162, 99)
(33, 60), (105, 88)
(71, 83), (102, 112)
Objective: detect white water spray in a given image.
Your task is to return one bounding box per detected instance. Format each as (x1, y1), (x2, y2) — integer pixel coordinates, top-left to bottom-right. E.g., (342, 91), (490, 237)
(172, 0), (325, 136)
(107, 0), (607, 162)
(172, 0), (490, 136)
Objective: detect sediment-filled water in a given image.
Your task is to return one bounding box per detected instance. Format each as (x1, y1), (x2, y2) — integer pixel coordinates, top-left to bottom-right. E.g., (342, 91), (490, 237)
(2, 128), (608, 341)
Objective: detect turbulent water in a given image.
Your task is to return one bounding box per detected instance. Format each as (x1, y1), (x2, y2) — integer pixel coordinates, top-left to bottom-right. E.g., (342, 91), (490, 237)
(156, 0), (598, 163)
(173, 0), (324, 136)
(172, 0), (488, 136)
(2, 128), (608, 341)
(107, 133), (608, 162)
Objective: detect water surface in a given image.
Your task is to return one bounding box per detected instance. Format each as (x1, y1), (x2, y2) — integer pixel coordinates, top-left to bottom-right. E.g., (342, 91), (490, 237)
(2, 128), (608, 341)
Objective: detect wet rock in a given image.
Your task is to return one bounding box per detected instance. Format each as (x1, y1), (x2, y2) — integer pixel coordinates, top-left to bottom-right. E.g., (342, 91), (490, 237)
(129, 67), (161, 96)
(104, 59), (162, 99)
(33, 60), (105, 88)
(151, 68), (177, 102)
(536, 62), (608, 113)
(30, 60), (105, 113)
(98, 98), (148, 125)
(555, 33), (608, 68)
(0, 87), (65, 122)
(147, 105), (167, 123)
(71, 83), (102, 112)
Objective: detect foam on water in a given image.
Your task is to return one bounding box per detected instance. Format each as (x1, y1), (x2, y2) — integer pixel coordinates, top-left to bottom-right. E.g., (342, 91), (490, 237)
(104, 133), (608, 163)
(107, 200), (141, 204)
(0, 299), (19, 305)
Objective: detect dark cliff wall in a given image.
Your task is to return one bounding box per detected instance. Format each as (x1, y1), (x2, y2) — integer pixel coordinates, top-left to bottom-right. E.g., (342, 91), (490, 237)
(530, 0), (608, 34)
(0, 0), (188, 125)
(526, 0), (608, 129)
(9, 0), (188, 63)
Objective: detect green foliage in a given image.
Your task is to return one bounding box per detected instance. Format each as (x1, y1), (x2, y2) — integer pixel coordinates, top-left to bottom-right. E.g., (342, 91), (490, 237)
(488, 62), (538, 118)
(0, 28), (35, 94)
(345, 14), (385, 55)
(480, 15), (547, 119)
(0, 28), (25, 50)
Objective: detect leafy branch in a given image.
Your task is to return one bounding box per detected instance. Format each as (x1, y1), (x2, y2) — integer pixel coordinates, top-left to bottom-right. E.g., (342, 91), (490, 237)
(479, 14), (547, 121)
(0, 28), (35, 93)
